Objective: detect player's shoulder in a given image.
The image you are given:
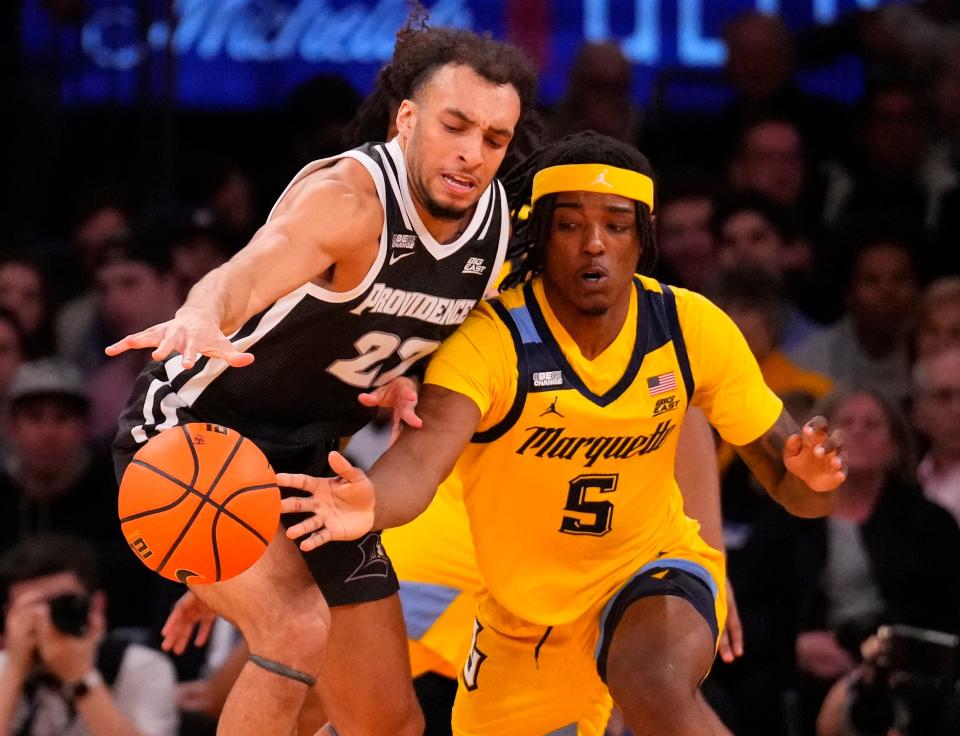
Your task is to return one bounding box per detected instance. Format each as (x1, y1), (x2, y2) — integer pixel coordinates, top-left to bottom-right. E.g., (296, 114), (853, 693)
(488, 282), (527, 313)
(276, 155), (382, 223)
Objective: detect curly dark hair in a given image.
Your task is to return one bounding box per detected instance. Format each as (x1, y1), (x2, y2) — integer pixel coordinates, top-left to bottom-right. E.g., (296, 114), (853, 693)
(501, 131), (658, 289)
(342, 8), (541, 171)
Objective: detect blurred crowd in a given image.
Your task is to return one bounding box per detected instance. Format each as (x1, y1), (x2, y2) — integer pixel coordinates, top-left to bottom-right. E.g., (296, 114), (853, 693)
(3, 2), (960, 735)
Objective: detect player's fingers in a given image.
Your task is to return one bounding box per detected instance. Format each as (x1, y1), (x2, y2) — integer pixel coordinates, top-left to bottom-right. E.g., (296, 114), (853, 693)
(398, 403), (423, 429)
(357, 387), (385, 407)
(152, 332), (181, 363)
(194, 617), (214, 648)
(718, 632), (734, 664)
(728, 613), (744, 659)
(803, 416), (829, 440)
(105, 328), (160, 356)
(328, 451), (366, 484)
(279, 495), (313, 516)
(180, 337), (199, 370)
(276, 473), (315, 492)
(784, 432), (804, 458)
(300, 527), (333, 552)
(284, 515), (326, 541)
(211, 339), (255, 368)
(812, 428), (845, 458)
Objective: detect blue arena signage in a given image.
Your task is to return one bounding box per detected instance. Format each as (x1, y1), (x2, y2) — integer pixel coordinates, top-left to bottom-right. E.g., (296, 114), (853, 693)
(22, 0), (885, 109)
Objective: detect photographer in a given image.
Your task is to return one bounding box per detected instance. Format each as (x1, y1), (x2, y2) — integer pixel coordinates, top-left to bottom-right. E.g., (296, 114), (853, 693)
(0, 535), (177, 736)
(818, 626), (960, 736)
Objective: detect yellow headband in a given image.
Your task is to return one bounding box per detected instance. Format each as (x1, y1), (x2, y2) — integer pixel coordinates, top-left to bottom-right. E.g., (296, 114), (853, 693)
(531, 164), (655, 212)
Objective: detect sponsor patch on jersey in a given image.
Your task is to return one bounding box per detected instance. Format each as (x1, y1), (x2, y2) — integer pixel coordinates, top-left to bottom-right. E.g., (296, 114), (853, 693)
(652, 395), (679, 416)
(462, 257), (487, 275)
(532, 370), (563, 388)
(391, 233), (417, 250)
(350, 283), (477, 326)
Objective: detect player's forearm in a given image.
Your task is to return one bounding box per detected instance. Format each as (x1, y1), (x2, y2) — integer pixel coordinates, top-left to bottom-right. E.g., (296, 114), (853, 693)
(368, 443), (448, 529)
(368, 384), (480, 529)
(772, 476), (836, 518)
(179, 261), (254, 335)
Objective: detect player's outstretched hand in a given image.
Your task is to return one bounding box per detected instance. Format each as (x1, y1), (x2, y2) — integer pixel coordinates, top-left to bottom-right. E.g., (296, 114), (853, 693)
(783, 416), (846, 493)
(161, 591), (217, 655)
(104, 307), (254, 370)
(718, 578), (744, 664)
(278, 451), (376, 551)
(358, 376), (422, 446)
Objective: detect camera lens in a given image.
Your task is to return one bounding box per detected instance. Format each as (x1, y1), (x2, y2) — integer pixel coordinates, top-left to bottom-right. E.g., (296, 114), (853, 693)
(48, 593), (90, 637)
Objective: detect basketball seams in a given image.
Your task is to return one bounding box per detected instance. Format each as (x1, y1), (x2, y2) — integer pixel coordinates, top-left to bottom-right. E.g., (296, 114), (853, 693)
(120, 424), (280, 583)
(180, 424), (200, 488)
(122, 459), (273, 542)
(209, 483), (277, 581)
(153, 434), (245, 576)
(118, 466), (196, 523)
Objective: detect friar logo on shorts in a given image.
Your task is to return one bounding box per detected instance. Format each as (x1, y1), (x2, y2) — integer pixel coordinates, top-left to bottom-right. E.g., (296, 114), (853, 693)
(344, 533), (391, 582)
(653, 396), (679, 416)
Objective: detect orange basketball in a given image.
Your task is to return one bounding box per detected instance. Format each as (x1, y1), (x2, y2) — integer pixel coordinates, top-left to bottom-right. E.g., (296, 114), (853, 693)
(118, 423), (280, 584)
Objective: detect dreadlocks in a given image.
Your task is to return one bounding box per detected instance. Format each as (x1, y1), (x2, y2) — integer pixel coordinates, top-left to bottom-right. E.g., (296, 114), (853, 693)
(501, 131), (658, 289)
(342, 6), (542, 171)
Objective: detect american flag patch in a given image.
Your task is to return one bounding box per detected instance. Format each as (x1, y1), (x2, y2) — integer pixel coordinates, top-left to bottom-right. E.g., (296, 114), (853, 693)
(647, 372), (677, 396)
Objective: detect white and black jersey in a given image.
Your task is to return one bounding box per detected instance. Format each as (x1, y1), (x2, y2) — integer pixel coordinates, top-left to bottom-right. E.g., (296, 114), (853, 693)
(115, 139), (509, 468)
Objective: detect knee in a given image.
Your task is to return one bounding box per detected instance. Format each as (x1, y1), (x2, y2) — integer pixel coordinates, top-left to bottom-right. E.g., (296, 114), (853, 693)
(333, 691), (424, 736)
(245, 587), (330, 665)
(606, 649), (698, 718)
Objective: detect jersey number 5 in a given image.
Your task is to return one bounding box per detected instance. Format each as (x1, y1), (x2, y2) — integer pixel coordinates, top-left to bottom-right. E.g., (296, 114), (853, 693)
(559, 473), (619, 536)
(327, 331), (440, 388)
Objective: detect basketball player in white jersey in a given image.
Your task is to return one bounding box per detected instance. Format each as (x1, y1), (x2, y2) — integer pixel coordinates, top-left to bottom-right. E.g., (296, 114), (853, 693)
(107, 24), (539, 736)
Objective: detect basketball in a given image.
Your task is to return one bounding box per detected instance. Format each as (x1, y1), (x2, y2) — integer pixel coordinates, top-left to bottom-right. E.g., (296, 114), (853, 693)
(118, 423), (280, 584)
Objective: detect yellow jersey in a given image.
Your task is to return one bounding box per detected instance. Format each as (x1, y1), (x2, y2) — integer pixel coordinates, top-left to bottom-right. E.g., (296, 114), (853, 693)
(425, 275), (781, 626)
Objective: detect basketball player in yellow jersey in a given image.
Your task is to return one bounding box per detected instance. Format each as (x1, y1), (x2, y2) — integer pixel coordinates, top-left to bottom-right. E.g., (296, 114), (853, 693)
(279, 132), (846, 736)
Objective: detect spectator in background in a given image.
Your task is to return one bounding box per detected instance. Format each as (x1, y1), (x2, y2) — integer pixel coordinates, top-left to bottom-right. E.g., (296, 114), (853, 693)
(168, 219), (231, 305)
(654, 184), (718, 293)
(0, 257), (55, 359)
(912, 347), (960, 526)
(54, 197), (134, 367)
(821, 82), (958, 273)
(713, 267), (832, 410)
(549, 42), (639, 143)
(0, 308), (26, 461)
(86, 241), (177, 443)
(717, 12), (845, 162)
(712, 194), (824, 352)
(794, 236), (918, 401)
(286, 75), (362, 165)
(780, 389), (960, 732)
(728, 116), (809, 215)
(0, 359), (162, 632)
(0, 308), (25, 400)
(0, 534), (177, 736)
(914, 276), (960, 359)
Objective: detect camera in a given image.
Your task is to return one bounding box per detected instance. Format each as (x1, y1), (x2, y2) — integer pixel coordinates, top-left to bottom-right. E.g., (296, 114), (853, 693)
(847, 625), (960, 736)
(48, 593), (90, 637)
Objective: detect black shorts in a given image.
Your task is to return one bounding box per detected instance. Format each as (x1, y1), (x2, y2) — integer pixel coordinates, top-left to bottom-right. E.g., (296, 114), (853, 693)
(112, 432), (398, 608)
(594, 565), (719, 683)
